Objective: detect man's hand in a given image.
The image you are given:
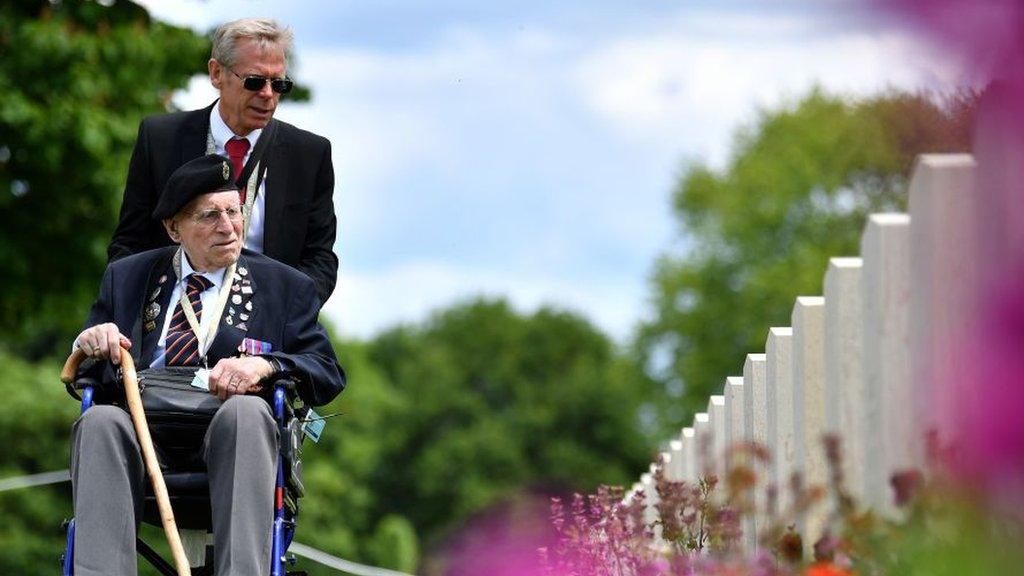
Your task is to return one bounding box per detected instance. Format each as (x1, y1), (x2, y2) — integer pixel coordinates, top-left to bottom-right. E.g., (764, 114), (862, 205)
(208, 356), (275, 401)
(75, 323), (132, 365)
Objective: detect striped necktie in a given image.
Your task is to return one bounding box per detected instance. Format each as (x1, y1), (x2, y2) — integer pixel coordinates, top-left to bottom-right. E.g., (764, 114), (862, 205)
(165, 273), (214, 366)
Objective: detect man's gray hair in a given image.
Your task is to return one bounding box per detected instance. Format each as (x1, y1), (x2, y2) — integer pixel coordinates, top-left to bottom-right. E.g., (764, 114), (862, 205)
(211, 18), (293, 68)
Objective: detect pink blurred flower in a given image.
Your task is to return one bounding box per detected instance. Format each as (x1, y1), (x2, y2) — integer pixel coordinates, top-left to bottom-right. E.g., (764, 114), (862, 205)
(439, 494), (560, 576)
(879, 0), (1024, 512)
(876, 0), (1024, 75)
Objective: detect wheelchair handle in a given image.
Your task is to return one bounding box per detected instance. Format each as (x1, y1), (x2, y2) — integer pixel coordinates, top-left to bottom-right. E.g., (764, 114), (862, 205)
(61, 346), (192, 576)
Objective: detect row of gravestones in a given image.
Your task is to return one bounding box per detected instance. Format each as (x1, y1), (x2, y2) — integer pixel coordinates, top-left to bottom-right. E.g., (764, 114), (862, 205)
(627, 154), (978, 552)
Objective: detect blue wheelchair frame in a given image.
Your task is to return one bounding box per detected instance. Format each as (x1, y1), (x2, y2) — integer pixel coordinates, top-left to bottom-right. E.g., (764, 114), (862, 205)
(62, 380), (302, 576)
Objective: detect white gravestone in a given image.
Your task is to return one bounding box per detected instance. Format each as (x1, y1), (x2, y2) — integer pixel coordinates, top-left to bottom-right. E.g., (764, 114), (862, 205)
(641, 471), (659, 537)
(861, 213), (913, 514)
(742, 353), (767, 549)
(824, 257), (866, 506)
(680, 427), (697, 483)
(667, 440), (685, 482)
(693, 412), (711, 480)
(792, 296), (827, 546)
(907, 155), (977, 451)
(724, 374), (754, 551)
(766, 327), (794, 512)
(725, 376), (745, 456)
(743, 354), (768, 449)
(708, 395), (727, 484)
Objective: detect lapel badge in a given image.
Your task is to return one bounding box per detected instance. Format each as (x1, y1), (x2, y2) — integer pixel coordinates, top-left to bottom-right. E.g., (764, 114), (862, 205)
(238, 266), (248, 276)
(222, 160), (230, 181)
(240, 313), (250, 321)
(232, 294), (242, 305)
(158, 274), (168, 284)
(241, 286), (253, 295)
(226, 316), (234, 326)
(236, 322), (248, 331)
(231, 284), (240, 292)
(245, 301), (253, 311)
(144, 302), (161, 322)
(144, 320), (157, 333)
(148, 287), (161, 302)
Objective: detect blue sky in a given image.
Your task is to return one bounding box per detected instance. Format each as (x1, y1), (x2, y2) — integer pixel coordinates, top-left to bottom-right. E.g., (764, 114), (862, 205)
(139, 0), (965, 342)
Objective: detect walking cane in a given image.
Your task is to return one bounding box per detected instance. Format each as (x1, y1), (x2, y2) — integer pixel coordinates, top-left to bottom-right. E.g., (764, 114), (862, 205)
(62, 347), (192, 576)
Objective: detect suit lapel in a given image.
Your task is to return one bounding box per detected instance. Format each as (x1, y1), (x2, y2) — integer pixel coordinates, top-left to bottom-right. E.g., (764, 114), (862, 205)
(262, 130), (289, 261)
(205, 254), (259, 362)
(139, 250), (176, 368)
(180, 102), (216, 167)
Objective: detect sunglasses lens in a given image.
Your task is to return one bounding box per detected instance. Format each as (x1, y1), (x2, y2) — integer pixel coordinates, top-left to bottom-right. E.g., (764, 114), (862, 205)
(271, 79), (293, 94)
(242, 76), (267, 91)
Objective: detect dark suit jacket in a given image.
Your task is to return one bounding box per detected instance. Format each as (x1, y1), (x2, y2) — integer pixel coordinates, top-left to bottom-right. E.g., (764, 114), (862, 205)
(85, 247), (345, 407)
(108, 101), (338, 306)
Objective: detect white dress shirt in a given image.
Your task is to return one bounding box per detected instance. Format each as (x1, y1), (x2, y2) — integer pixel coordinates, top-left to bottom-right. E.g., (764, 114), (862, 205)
(151, 255), (227, 368)
(209, 105), (267, 254)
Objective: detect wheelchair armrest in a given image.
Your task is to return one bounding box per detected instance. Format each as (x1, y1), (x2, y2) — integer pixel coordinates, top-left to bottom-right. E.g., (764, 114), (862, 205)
(74, 375), (102, 390)
(271, 377), (297, 392)
(62, 354), (106, 401)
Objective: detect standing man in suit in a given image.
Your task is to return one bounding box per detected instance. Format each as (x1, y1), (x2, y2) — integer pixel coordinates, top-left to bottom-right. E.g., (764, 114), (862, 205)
(72, 155), (345, 575)
(108, 18), (338, 305)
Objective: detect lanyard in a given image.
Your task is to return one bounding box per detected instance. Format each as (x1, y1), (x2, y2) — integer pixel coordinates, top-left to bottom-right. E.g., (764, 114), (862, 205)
(207, 131), (263, 240)
(173, 249), (236, 359)
(241, 160), (260, 240)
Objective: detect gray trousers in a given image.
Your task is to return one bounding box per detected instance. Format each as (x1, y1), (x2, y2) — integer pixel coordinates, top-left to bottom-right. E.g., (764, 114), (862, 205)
(70, 396), (278, 576)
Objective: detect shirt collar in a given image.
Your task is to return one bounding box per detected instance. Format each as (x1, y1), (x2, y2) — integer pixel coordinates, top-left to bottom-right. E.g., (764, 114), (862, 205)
(209, 102), (261, 149)
(180, 250), (227, 292)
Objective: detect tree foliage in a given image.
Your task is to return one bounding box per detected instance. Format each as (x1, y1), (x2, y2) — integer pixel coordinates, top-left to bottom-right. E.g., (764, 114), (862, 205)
(636, 88), (976, 421)
(359, 299), (655, 557)
(0, 0), (209, 358)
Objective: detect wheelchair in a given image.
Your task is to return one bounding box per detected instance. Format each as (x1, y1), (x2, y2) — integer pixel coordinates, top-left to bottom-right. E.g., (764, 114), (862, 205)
(60, 356), (310, 576)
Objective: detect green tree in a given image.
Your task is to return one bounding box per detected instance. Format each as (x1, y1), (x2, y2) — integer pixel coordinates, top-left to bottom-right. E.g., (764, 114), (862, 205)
(636, 88), (975, 423)
(295, 339), (422, 574)
(362, 298), (656, 557)
(0, 350), (80, 572)
(0, 0), (210, 358)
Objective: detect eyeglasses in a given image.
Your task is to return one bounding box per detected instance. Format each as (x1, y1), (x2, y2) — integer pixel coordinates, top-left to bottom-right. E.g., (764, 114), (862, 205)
(228, 68), (293, 94)
(189, 206), (244, 226)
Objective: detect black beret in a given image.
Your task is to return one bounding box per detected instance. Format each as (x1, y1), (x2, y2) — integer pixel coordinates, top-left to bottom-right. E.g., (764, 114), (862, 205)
(153, 154), (238, 220)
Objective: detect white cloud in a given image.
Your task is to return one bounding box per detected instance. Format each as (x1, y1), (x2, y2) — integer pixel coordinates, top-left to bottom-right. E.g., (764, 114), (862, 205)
(575, 16), (967, 167)
(324, 260), (644, 341)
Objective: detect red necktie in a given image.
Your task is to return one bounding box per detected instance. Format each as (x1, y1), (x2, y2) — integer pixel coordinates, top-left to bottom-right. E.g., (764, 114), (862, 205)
(225, 137), (251, 202)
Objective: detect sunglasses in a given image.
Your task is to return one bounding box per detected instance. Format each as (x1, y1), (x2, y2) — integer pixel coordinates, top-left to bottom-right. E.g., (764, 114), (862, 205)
(228, 68), (293, 94)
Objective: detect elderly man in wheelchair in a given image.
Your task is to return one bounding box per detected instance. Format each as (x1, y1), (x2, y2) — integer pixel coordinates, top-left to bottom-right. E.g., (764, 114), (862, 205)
(63, 154), (345, 576)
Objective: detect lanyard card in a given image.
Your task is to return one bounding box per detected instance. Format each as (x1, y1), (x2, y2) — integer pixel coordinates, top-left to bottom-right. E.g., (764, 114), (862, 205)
(301, 409), (326, 443)
(190, 368), (211, 391)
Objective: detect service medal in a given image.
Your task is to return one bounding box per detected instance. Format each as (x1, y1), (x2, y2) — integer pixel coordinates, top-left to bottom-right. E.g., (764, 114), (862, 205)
(144, 302), (161, 322)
